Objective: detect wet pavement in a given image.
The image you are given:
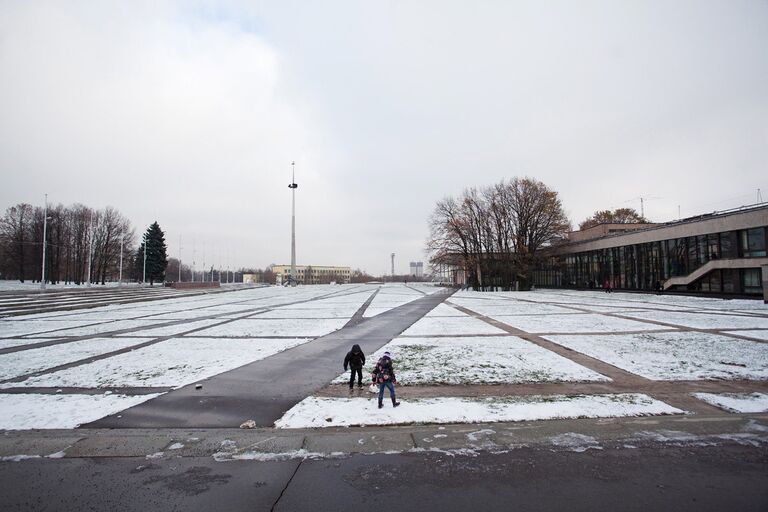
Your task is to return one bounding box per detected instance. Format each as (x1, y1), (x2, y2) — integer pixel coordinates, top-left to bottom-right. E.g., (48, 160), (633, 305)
(2, 413), (767, 511)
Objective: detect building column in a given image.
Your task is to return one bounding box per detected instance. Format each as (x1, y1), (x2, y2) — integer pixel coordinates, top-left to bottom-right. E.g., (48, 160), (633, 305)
(763, 264), (768, 304)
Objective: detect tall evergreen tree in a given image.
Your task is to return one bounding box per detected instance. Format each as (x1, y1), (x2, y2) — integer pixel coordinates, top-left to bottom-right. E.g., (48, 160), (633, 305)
(137, 221), (168, 285)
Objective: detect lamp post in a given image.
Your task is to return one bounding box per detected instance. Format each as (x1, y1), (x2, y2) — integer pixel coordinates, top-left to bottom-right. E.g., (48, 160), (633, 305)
(288, 161), (298, 286)
(142, 233), (147, 286)
(178, 234), (183, 283)
(86, 213), (93, 288)
(118, 237), (123, 286)
(41, 194), (48, 290)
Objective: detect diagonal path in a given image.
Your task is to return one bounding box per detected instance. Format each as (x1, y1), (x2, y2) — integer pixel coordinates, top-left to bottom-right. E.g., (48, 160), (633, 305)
(83, 288), (455, 428)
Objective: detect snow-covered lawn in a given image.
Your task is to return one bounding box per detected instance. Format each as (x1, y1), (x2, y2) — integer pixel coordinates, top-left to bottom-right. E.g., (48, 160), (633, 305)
(333, 336), (609, 385)
(0, 393), (161, 429)
(486, 313), (660, 333)
(454, 289), (768, 312)
(275, 393), (684, 428)
(362, 286), (427, 317)
(401, 314), (508, 336)
(193, 318), (348, 337)
(0, 338), (56, 350)
(448, 299), (574, 316)
(0, 319), (110, 338)
(112, 319), (223, 337)
(8, 337), (310, 388)
(0, 338), (151, 381)
(724, 330), (768, 341)
(544, 332), (768, 381)
(24, 319), (173, 338)
(619, 310), (768, 330)
(424, 303), (467, 317)
(250, 308), (359, 319)
(694, 392), (768, 413)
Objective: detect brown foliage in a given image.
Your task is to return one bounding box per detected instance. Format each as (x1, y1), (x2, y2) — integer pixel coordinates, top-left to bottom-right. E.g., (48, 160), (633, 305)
(426, 177), (570, 290)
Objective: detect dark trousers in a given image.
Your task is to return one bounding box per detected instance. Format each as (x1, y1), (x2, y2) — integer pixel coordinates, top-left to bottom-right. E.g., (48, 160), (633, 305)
(348, 368), (363, 388)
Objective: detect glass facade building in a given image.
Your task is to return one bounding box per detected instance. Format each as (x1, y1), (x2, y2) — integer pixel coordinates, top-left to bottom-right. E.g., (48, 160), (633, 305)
(534, 205), (768, 296)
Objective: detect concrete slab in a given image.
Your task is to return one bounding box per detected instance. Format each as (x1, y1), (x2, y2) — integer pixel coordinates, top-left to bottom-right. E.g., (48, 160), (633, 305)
(190, 432), (305, 459)
(66, 434), (171, 457)
(304, 430), (414, 454)
(0, 435), (84, 457)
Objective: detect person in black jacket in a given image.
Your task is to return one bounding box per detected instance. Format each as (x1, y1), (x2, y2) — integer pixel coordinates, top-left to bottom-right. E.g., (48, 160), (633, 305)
(372, 351), (400, 408)
(343, 344), (366, 391)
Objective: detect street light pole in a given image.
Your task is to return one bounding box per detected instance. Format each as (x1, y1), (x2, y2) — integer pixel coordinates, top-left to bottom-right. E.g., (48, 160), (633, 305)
(118, 237), (123, 286)
(41, 193), (48, 290)
(142, 233), (147, 286)
(288, 161), (298, 287)
(86, 213), (93, 288)
(178, 234), (182, 283)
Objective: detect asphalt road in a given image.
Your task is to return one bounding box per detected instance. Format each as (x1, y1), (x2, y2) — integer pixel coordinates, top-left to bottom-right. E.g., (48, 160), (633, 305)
(2, 443), (766, 512)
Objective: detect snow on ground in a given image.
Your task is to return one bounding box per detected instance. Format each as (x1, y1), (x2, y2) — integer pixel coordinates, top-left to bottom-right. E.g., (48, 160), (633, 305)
(544, 331), (768, 381)
(0, 393), (161, 429)
(362, 285), (427, 317)
(619, 310), (768, 329)
(0, 319), (111, 338)
(0, 338), (57, 350)
(332, 336), (609, 385)
(112, 319), (223, 337)
(0, 280), (128, 291)
(24, 319), (177, 338)
(192, 318), (348, 337)
(0, 338), (152, 381)
(448, 299), (575, 316)
(274, 393), (684, 428)
(455, 289), (768, 312)
(9, 337), (310, 388)
(401, 314), (508, 336)
(724, 330), (768, 341)
(694, 392), (768, 413)
(424, 303), (467, 317)
(250, 307), (360, 319)
(483, 313), (660, 334)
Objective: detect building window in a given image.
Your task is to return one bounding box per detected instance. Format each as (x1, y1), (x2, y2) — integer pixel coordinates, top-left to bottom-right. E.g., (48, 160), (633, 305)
(740, 228), (766, 257)
(742, 268), (763, 294)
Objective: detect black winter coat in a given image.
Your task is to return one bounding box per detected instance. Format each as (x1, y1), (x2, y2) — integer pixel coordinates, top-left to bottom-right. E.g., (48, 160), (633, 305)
(344, 345), (366, 371)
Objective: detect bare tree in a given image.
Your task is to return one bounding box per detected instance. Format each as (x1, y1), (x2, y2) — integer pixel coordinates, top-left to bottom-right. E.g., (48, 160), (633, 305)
(0, 204), (34, 281)
(0, 202), (136, 285)
(426, 178), (570, 290)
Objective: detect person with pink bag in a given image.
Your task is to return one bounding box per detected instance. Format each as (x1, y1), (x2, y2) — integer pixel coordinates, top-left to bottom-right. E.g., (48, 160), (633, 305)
(372, 351), (400, 409)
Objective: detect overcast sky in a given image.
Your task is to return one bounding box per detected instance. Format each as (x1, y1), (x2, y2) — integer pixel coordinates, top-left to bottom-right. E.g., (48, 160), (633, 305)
(1, 1), (766, 275)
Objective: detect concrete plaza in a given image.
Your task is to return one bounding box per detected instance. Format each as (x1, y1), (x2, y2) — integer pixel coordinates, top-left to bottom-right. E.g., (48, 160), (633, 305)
(0, 283), (767, 510)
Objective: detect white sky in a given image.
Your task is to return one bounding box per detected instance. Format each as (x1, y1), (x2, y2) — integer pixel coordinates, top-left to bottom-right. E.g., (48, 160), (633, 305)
(1, 1), (766, 275)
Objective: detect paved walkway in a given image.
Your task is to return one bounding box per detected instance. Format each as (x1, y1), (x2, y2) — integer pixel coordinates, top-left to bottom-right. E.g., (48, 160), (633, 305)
(84, 288), (454, 428)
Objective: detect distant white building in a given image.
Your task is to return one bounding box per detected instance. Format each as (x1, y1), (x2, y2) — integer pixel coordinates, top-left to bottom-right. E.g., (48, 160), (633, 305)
(409, 261), (424, 277)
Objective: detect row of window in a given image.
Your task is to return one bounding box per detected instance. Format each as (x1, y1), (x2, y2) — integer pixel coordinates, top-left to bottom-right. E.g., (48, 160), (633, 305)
(534, 227), (766, 295)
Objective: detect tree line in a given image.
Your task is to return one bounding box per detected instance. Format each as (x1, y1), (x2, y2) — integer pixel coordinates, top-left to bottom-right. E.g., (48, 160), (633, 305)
(0, 202), (136, 284)
(426, 177), (571, 290)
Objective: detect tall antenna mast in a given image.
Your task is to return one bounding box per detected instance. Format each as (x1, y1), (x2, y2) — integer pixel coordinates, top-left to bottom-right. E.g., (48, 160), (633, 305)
(289, 161), (298, 286)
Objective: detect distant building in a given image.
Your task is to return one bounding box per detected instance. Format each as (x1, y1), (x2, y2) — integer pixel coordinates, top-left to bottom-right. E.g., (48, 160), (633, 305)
(409, 261), (424, 277)
(242, 273), (262, 284)
(271, 265), (351, 284)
